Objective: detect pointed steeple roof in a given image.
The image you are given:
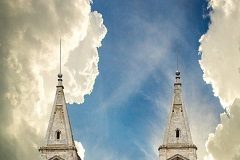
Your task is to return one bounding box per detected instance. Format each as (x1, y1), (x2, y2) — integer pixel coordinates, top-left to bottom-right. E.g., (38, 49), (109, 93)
(39, 41), (81, 160)
(42, 39), (75, 146)
(159, 71), (197, 149)
(44, 74), (75, 146)
(39, 73), (81, 160)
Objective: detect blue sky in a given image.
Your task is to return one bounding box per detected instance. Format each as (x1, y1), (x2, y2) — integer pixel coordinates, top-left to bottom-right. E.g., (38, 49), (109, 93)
(69, 0), (223, 159)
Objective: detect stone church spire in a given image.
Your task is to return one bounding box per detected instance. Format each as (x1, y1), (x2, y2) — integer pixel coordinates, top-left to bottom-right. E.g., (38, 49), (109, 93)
(39, 41), (81, 160)
(158, 71), (197, 160)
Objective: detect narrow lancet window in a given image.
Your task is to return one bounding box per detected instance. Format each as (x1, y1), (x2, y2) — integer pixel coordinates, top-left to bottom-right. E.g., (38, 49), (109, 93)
(176, 129), (180, 138)
(56, 131), (61, 140)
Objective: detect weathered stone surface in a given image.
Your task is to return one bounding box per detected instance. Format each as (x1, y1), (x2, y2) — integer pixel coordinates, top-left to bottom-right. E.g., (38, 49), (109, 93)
(159, 72), (197, 160)
(39, 77), (81, 160)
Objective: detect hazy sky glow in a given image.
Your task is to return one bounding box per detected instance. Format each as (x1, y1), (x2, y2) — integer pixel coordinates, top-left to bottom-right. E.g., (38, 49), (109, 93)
(70, 1), (223, 160)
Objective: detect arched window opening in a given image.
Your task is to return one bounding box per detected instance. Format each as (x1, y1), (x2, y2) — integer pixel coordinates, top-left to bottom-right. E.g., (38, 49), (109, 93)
(56, 131), (61, 140)
(176, 129), (180, 138)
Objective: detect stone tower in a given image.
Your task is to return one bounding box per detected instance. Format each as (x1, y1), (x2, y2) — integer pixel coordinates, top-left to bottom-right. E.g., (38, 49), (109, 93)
(39, 73), (81, 160)
(39, 39), (81, 160)
(158, 71), (197, 160)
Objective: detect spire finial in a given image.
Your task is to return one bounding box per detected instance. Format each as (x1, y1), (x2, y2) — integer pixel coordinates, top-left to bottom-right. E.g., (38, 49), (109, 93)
(175, 52), (181, 82)
(58, 38), (63, 79)
(177, 52), (179, 71)
(60, 38), (61, 74)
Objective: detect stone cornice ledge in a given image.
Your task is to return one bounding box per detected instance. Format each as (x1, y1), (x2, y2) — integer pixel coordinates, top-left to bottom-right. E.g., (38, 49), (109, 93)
(39, 145), (77, 151)
(158, 143), (197, 150)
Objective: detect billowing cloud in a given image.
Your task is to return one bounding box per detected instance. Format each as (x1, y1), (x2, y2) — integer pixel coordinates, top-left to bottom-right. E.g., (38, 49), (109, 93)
(199, 0), (240, 159)
(205, 99), (240, 160)
(199, 0), (240, 107)
(75, 140), (85, 160)
(0, 0), (107, 159)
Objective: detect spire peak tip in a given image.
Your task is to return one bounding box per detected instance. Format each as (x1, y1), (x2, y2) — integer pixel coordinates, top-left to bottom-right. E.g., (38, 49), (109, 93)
(176, 70), (180, 76)
(58, 73), (63, 79)
(58, 38), (62, 80)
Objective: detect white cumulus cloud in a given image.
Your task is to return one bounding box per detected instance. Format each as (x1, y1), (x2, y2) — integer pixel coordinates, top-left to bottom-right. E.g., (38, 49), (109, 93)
(199, 0), (240, 107)
(199, 0), (240, 159)
(75, 140), (86, 160)
(0, 0), (107, 159)
(204, 99), (240, 160)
